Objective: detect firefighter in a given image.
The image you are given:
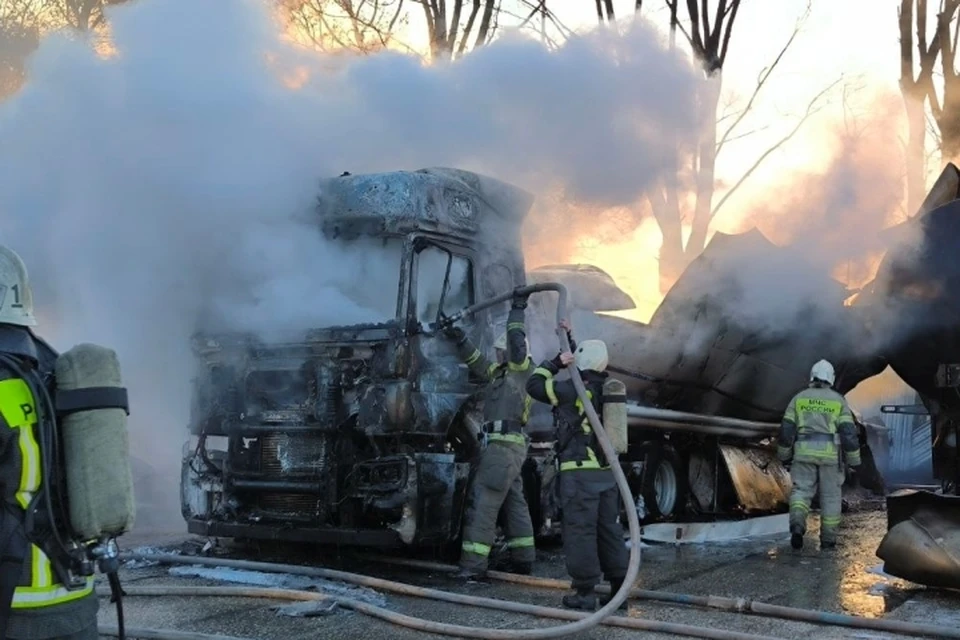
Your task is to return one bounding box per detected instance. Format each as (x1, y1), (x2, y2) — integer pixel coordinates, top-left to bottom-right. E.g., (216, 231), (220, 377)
(526, 334), (629, 611)
(0, 246), (98, 640)
(442, 291), (536, 579)
(777, 359), (861, 551)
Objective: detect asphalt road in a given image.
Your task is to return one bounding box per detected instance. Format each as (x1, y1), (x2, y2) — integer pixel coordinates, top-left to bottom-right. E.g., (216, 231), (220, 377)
(95, 511), (959, 640)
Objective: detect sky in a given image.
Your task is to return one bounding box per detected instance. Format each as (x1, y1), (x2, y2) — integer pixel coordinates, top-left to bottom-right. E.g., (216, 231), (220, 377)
(556, 0), (904, 218)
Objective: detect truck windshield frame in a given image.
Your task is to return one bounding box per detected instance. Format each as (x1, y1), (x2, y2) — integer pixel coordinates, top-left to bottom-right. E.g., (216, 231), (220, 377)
(411, 237), (476, 333)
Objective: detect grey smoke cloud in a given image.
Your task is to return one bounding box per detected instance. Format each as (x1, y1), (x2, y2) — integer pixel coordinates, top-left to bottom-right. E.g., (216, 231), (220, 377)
(0, 0), (700, 527)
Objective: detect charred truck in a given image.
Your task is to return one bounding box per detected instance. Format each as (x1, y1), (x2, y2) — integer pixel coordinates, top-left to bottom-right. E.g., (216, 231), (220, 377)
(182, 166), (883, 548)
(182, 168), (535, 547)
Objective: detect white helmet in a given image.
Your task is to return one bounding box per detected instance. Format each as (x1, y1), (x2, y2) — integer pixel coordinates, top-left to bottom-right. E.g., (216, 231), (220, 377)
(810, 359), (835, 386)
(574, 339), (608, 373)
(0, 246), (36, 327)
(494, 331), (530, 355)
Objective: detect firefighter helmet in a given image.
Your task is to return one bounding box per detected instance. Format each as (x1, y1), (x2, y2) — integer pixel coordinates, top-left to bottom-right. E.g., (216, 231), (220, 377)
(0, 246), (37, 327)
(574, 339), (608, 373)
(810, 359), (835, 386)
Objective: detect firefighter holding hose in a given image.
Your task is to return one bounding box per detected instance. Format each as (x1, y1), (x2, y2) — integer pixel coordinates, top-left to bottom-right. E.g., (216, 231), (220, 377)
(442, 291), (536, 580)
(526, 326), (629, 611)
(778, 359), (861, 551)
(0, 246), (99, 640)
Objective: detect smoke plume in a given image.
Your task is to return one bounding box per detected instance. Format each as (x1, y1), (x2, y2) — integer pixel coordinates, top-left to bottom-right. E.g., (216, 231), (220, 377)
(0, 0), (700, 528)
(674, 97), (921, 355)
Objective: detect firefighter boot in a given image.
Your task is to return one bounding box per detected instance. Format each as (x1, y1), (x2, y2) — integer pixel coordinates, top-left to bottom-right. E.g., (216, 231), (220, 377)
(562, 587), (598, 611)
(510, 562), (533, 575)
(599, 578), (629, 611)
(454, 567), (489, 582)
(790, 525), (803, 550)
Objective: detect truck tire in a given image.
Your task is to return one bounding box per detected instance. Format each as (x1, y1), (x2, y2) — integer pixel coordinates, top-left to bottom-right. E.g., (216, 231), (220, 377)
(640, 444), (687, 522)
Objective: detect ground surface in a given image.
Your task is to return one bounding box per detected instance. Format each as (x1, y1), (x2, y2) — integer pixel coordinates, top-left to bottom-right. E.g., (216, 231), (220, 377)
(95, 511), (959, 640)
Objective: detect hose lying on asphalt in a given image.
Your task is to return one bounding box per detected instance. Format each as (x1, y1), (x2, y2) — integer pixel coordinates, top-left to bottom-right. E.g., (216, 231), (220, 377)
(98, 625), (251, 640)
(97, 582), (781, 640)
(361, 555), (960, 640)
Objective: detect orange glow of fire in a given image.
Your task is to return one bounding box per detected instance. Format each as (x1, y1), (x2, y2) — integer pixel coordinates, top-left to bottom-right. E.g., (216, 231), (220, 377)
(524, 214), (697, 324)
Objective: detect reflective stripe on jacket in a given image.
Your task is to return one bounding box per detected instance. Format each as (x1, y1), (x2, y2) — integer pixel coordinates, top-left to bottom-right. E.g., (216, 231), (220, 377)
(777, 383), (861, 466)
(526, 362), (609, 471)
(0, 377), (42, 510)
(457, 307), (534, 426)
(0, 369), (93, 609)
(13, 546), (94, 609)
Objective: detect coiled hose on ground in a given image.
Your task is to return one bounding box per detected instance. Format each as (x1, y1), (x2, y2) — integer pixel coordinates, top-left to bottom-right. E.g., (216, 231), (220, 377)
(361, 555), (960, 640)
(109, 557), (779, 640)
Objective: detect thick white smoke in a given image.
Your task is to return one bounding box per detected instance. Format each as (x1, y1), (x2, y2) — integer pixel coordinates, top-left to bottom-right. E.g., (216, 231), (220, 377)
(0, 0), (700, 528)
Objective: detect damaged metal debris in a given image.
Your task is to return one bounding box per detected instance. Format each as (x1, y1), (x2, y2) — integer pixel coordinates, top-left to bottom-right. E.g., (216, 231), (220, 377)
(180, 164), (960, 590)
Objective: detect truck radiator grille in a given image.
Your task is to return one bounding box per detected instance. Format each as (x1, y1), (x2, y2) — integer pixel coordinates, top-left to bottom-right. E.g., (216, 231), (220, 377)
(257, 493), (322, 515)
(260, 433), (328, 475)
(257, 433), (331, 520)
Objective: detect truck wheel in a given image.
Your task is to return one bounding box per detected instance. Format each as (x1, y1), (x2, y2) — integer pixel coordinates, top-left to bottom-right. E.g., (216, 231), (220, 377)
(640, 444), (687, 522)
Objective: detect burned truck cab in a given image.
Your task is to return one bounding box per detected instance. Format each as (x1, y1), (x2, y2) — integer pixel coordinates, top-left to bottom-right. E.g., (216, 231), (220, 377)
(181, 168), (534, 547)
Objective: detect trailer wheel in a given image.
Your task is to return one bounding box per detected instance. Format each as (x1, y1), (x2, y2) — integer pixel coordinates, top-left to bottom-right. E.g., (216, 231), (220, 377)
(640, 444), (687, 522)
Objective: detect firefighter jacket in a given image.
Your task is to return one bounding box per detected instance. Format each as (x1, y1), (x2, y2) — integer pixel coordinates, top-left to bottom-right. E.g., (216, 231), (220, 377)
(526, 359), (610, 472)
(777, 382), (861, 467)
(456, 307), (533, 446)
(0, 327), (95, 614)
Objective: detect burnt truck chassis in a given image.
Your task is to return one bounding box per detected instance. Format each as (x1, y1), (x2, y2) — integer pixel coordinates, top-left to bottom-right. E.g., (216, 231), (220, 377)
(181, 322), (475, 548)
(181, 318), (791, 549)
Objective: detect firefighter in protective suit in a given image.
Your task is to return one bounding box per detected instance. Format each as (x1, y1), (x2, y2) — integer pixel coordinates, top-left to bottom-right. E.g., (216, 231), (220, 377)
(0, 246), (98, 639)
(526, 337), (629, 611)
(778, 359), (861, 551)
(443, 291), (536, 579)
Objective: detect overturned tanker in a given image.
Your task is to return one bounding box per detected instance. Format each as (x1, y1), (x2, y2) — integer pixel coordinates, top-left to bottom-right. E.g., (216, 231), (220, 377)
(862, 163), (960, 589)
(181, 167), (881, 548)
(524, 236), (886, 530)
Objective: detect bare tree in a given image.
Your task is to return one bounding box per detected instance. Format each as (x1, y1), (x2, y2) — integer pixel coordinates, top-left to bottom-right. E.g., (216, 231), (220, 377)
(927, 1), (960, 160)
(0, 0), (42, 96)
(283, 0), (408, 53)
(595, 0), (616, 24)
(499, 1), (574, 50)
(413, 0), (498, 61)
(645, 0), (834, 292)
(898, 0), (949, 215)
(47, 0), (127, 32)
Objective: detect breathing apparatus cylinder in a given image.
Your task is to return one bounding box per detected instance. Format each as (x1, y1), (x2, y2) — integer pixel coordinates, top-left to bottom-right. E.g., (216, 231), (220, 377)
(602, 378), (628, 455)
(55, 343), (135, 539)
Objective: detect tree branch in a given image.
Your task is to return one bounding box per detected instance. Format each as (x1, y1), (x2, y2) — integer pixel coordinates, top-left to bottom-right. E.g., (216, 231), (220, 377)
(715, 2), (808, 157)
(717, 0), (740, 65)
(711, 78), (841, 218)
(456, 0), (481, 57)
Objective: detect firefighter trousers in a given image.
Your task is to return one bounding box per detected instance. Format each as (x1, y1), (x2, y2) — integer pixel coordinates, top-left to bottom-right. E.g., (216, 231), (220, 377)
(460, 439), (535, 572)
(559, 469), (628, 591)
(0, 503), (28, 639)
(789, 461), (843, 544)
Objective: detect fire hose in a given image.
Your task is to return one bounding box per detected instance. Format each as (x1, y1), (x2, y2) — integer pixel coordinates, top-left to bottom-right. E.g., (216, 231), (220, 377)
(360, 556), (960, 640)
(109, 283), (645, 640)
(115, 554), (778, 640)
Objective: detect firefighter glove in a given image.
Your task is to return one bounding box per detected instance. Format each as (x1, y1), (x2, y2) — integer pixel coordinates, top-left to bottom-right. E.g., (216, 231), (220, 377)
(443, 326), (467, 344)
(511, 292), (529, 310)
